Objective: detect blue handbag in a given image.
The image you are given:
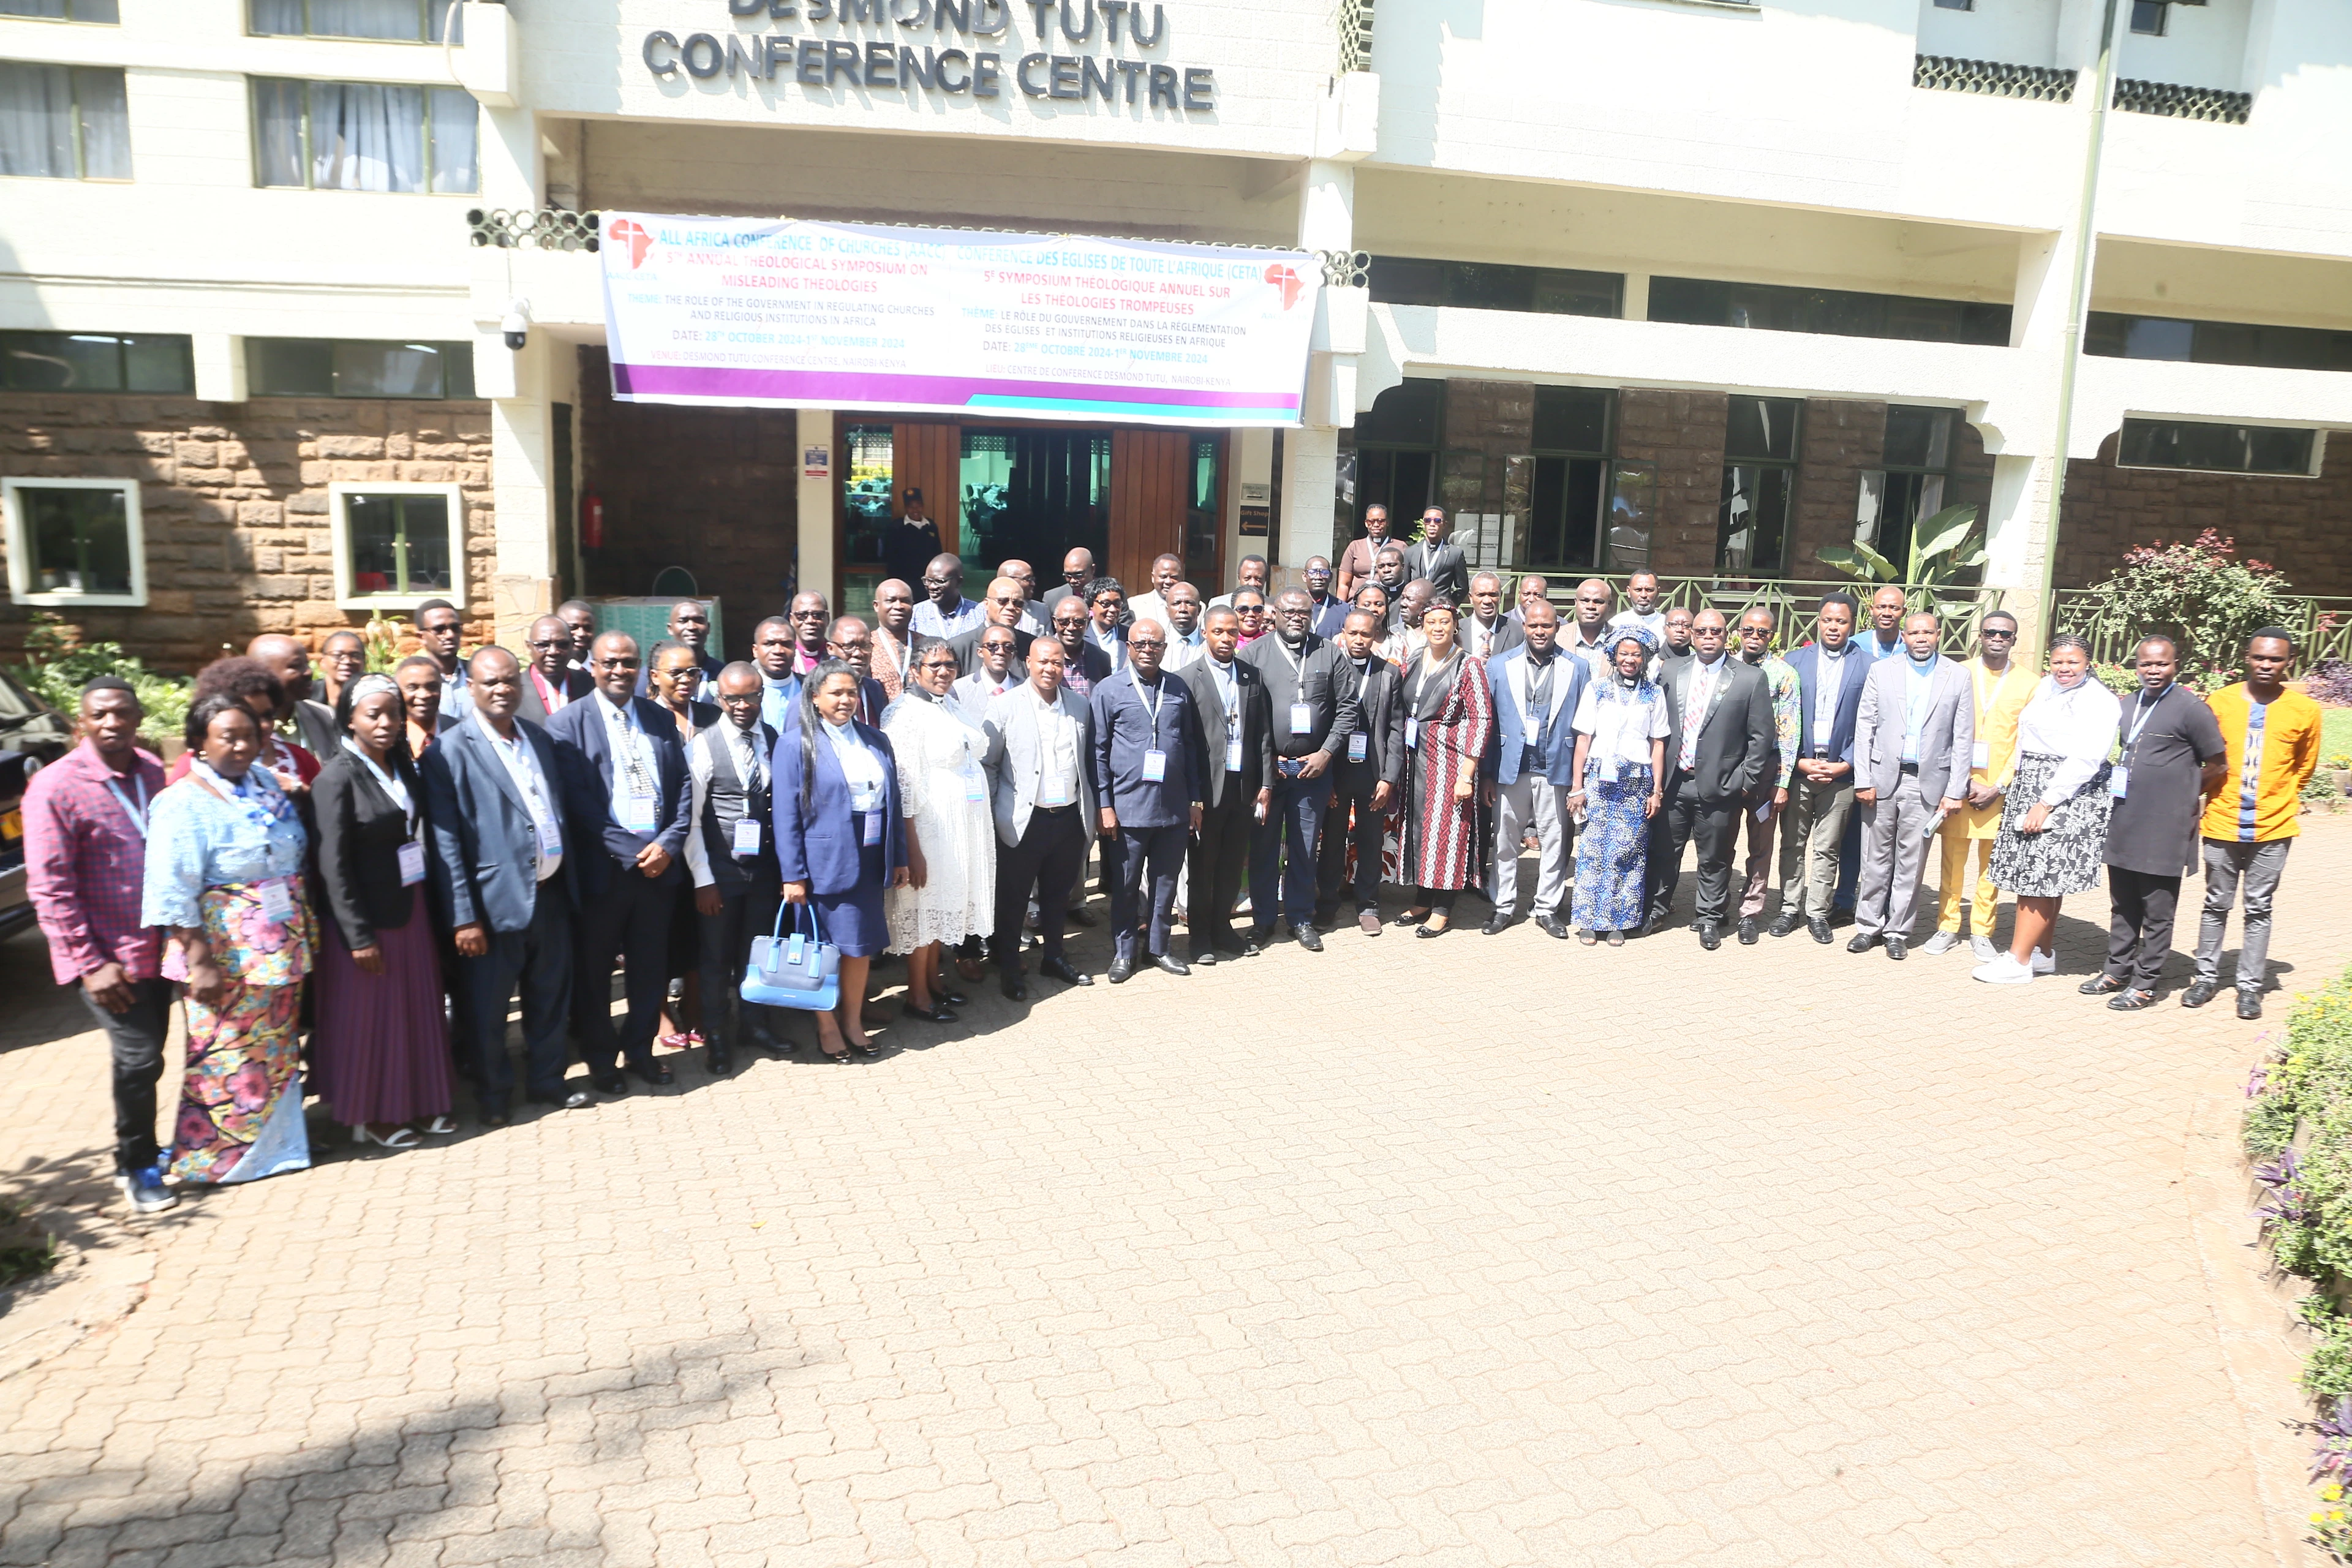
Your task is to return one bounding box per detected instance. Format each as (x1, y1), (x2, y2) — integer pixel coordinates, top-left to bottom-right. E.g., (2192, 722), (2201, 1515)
(742, 900), (841, 1012)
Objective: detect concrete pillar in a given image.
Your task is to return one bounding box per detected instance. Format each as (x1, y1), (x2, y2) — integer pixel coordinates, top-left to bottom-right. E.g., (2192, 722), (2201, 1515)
(488, 336), (556, 654)
(1281, 428), (1340, 571)
(797, 408), (835, 609)
(192, 334), (246, 403)
(1284, 159), (1355, 570)
(1990, 227), (2091, 652)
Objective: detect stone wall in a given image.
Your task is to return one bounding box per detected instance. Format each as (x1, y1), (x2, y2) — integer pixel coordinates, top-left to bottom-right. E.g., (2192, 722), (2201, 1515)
(576, 347), (803, 662)
(1613, 388), (1730, 581)
(1439, 379), (1533, 516)
(2057, 431), (2352, 597)
(0, 392), (494, 673)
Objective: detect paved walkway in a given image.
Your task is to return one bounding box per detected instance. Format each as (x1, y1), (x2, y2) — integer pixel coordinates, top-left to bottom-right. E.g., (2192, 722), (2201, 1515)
(4, 821), (2347, 1567)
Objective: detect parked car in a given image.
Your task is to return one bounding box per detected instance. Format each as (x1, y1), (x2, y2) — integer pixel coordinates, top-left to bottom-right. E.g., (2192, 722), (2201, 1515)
(0, 671), (76, 942)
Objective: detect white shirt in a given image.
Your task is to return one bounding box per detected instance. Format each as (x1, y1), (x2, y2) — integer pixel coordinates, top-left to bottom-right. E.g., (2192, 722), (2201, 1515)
(1089, 624), (1128, 673)
(1031, 686), (1082, 807)
(1128, 590), (1172, 630)
(684, 721), (767, 889)
(2015, 674), (2122, 805)
(484, 722), (564, 881)
(820, 719), (886, 812)
(1574, 682), (1672, 775)
(1161, 624), (1207, 672)
(1811, 641), (1855, 750)
(597, 694), (658, 829)
(912, 597), (986, 639)
(1609, 608), (1667, 641)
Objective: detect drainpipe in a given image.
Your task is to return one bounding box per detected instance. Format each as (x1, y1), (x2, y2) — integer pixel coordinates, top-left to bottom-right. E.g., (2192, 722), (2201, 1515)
(2034, 0), (2124, 650)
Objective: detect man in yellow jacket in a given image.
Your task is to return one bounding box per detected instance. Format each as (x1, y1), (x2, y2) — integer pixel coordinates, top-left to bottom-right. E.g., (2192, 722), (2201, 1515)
(1924, 610), (2037, 959)
(2187, 628), (2322, 1020)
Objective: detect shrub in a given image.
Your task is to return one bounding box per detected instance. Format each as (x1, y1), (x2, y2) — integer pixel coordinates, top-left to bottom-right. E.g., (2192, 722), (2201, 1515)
(7, 612), (190, 745)
(2074, 530), (2297, 688)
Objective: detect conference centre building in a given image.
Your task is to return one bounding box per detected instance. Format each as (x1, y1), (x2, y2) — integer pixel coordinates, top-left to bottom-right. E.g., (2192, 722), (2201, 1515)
(2, 0), (2348, 669)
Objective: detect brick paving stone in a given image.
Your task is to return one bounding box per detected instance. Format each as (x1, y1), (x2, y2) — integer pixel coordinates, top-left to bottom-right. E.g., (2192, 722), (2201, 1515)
(7, 821), (2352, 1564)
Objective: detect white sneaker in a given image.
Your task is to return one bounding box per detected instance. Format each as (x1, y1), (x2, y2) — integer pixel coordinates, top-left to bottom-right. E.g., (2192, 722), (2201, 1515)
(2030, 948), (2055, 976)
(1973, 954), (2034, 985)
(1970, 935), (1998, 962)
(1920, 931), (1959, 956)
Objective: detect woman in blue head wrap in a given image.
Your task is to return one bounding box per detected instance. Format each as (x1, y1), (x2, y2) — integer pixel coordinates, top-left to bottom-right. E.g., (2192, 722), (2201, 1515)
(1565, 624), (1669, 945)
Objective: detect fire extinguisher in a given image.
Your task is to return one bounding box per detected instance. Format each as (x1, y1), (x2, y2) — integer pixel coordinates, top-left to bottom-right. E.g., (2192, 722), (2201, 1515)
(581, 492), (603, 549)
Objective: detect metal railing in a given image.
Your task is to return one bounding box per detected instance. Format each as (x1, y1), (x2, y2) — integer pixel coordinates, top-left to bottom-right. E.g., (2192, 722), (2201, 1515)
(2050, 590), (2352, 669)
(1528, 575), (2004, 657)
(1913, 55), (2077, 102)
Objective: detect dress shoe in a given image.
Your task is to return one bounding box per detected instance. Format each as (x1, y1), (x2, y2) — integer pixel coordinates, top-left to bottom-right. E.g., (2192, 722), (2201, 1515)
(1064, 905), (1096, 927)
(482, 1107), (511, 1128)
(1847, 933), (1879, 954)
(1039, 955), (1092, 987)
(2237, 989), (2264, 1020)
(1108, 953), (1136, 984)
(1807, 918), (1833, 945)
(901, 1000), (959, 1022)
(1232, 937), (1264, 959)
(1482, 912), (1513, 936)
(1768, 911), (1800, 939)
(1313, 904), (1340, 930)
(1828, 908), (1856, 929)
(1000, 971), (1029, 1001)
(1295, 925), (1323, 952)
(1697, 920), (1722, 951)
(1152, 952), (1190, 977)
(628, 1061), (675, 1087)
(590, 1071), (628, 1096)
(1359, 909), (1383, 936)
(1536, 913), (1570, 940)
(1736, 916), (1759, 946)
(706, 1050), (734, 1077)
(1191, 948), (1219, 967)
(527, 1089), (594, 1111)
(2181, 980), (2218, 1009)
(940, 990), (969, 1007)
(745, 1026), (786, 1058)
(1884, 935), (1907, 961)
(2079, 974), (2125, 995)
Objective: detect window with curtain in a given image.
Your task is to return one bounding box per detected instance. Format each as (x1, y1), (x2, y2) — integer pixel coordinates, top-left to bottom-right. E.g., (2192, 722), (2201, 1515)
(0, 0), (120, 20)
(250, 77), (477, 192)
(249, 0), (459, 42)
(0, 61), (129, 179)
(1716, 396), (1803, 576)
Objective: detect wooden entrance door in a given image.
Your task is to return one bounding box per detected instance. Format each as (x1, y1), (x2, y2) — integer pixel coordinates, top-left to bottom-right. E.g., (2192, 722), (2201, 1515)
(1108, 429), (1190, 597)
(891, 421), (962, 558)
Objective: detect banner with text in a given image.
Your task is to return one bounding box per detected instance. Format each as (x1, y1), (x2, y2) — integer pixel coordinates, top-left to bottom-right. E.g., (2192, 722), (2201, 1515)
(600, 213), (1319, 426)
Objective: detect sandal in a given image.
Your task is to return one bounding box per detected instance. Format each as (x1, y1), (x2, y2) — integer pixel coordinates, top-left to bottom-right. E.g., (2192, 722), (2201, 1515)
(2107, 989), (2158, 1011)
(1578, 930), (1598, 947)
(421, 1116), (459, 1136)
(1606, 930), (1624, 948)
(2076, 975), (2125, 997)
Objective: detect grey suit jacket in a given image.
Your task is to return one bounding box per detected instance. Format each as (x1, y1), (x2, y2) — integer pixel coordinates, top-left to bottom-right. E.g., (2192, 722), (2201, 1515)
(979, 684), (1098, 850)
(1853, 655), (1976, 805)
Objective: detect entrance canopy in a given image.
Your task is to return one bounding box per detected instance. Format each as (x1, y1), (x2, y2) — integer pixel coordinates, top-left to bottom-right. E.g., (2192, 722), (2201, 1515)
(599, 214), (1321, 428)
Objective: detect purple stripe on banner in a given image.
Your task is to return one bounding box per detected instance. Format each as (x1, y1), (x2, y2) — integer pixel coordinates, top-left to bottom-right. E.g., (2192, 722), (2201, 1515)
(610, 363), (1298, 411)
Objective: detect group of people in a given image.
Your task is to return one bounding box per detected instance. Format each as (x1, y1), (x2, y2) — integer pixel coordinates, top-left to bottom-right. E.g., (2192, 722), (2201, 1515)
(23, 539), (2323, 1218)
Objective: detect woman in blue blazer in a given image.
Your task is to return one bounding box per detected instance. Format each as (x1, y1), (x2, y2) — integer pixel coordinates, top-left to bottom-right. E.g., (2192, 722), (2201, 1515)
(772, 660), (910, 1059)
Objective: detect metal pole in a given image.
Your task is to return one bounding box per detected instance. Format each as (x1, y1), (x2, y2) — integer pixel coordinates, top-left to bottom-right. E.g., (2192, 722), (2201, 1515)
(2034, 0), (2124, 653)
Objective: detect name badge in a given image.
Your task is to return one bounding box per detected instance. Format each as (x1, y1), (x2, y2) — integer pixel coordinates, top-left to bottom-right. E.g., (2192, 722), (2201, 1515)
(1972, 740), (1990, 770)
(1142, 748), (1167, 783)
(1405, 717), (1420, 750)
(397, 840), (426, 886)
(258, 877), (295, 923)
(861, 809), (883, 846)
(539, 816), (563, 858)
(731, 817), (763, 857)
(1224, 737), (1243, 773)
(1041, 774), (1072, 807)
(1348, 733), (1368, 763)
(963, 766), (987, 803)
(2108, 766), (2129, 799)
(1289, 700), (1313, 734)
(619, 789), (657, 834)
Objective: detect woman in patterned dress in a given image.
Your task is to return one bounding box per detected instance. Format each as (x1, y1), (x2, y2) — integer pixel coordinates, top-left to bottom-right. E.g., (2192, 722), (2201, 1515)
(1566, 625), (1669, 946)
(882, 642), (996, 1023)
(1392, 598), (1493, 937)
(141, 693), (317, 1185)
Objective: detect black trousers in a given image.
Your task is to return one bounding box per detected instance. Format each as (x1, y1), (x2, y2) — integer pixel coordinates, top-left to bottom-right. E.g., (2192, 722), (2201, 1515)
(1648, 770), (1741, 927)
(1189, 788), (1254, 952)
(462, 886), (574, 1112)
(698, 869), (781, 1051)
(1317, 765), (1386, 913)
(2105, 865), (2182, 991)
(573, 867), (679, 1074)
(1106, 823), (1186, 959)
(995, 807), (1086, 970)
(80, 978), (175, 1174)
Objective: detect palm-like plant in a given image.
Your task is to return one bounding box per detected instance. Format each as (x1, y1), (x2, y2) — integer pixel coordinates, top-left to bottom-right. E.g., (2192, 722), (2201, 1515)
(1818, 503), (1985, 592)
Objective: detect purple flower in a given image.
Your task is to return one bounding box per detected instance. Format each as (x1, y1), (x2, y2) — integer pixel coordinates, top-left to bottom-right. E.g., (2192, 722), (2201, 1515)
(225, 1063), (271, 1113)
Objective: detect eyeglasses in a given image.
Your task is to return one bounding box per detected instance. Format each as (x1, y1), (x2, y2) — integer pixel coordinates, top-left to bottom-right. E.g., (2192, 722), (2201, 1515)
(1128, 638), (1166, 649)
(595, 657), (639, 671)
(526, 638), (566, 650)
(1981, 627), (2016, 638)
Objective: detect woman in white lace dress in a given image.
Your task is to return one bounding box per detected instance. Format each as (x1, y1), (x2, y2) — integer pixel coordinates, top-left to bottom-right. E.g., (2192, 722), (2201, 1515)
(883, 642), (997, 1023)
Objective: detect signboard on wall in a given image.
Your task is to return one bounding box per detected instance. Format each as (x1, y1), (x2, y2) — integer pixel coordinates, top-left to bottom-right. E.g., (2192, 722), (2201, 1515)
(600, 213), (1319, 427)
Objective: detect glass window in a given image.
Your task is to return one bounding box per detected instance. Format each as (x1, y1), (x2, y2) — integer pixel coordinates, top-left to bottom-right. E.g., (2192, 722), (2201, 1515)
(2084, 311), (2352, 373)
(249, 77), (477, 192)
(1717, 397), (1803, 575)
(248, 0), (459, 41)
(841, 423), (895, 616)
(0, 61), (129, 179)
(2117, 420), (2318, 476)
(1366, 257), (1621, 320)
(957, 429), (1109, 580)
(1521, 388), (1615, 572)
(0, 0), (120, 20)
(341, 490), (453, 598)
(1338, 379), (1444, 543)
(2, 478), (142, 605)
(1650, 276), (2010, 347)
(2131, 0), (2166, 34)
(1185, 435), (1222, 591)
(1932, 0), (1972, 8)
(1868, 405), (1957, 568)
(246, 337), (475, 398)
(0, 331), (192, 393)
(1606, 461), (1657, 575)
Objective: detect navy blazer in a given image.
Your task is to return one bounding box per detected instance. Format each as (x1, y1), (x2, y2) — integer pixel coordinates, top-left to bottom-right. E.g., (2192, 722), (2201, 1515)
(419, 710), (586, 935)
(770, 720), (908, 895)
(543, 692), (693, 891)
(1088, 668), (1207, 827)
(1485, 648), (1589, 786)
(1785, 641), (1873, 767)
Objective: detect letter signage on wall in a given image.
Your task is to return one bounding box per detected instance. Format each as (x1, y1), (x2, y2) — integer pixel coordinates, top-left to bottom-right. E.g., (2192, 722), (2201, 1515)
(601, 213), (1320, 426)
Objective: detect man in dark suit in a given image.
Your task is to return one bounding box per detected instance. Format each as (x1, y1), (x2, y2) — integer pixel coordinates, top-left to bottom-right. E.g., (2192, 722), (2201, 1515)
(1240, 589), (1360, 952)
(1316, 609), (1405, 935)
(1771, 592), (1872, 943)
(1483, 600), (1586, 938)
(1404, 508), (1469, 605)
(685, 662), (782, 1076)
(1648, 608), (1774, 949)
(1089, 618), (1207, 982)
(1180, 606), (1273, 964)
(1039, 547), (1096, 617)
(516, 614), (592, 726)
(545, 631), (693, 1093)
(824, 616), (891, 728)
(1048, 596), (1114, 701)
(247, 633), (337, 755)
(420, 646), (593, 1126)
(944, 578), (1036, 677)
(633, 600), (722, 695)
(1458, 572), (1525, 663)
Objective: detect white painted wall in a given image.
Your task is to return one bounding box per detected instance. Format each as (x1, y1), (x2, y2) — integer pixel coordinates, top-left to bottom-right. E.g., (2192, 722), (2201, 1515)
(1916, 0), (2060, 66)
(2118, 0), (2250, 87)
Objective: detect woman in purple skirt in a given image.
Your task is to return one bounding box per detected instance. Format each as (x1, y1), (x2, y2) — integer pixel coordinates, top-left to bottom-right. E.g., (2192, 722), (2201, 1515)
(309, 674), (453, 1148)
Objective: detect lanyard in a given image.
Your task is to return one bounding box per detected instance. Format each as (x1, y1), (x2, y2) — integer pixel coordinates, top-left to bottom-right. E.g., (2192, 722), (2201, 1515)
(1267, 636), (1306, 682)
(1134, 674), (1166, 738)
(1972, 661), (2021, 728)
(103, 772), (149, 840)
(2123, 687), (2166, 756)
(190, 758), (287, 832)
(605, 700), (654, 792)
(493, 729), (555, 821)
(529, 668), (567, 711)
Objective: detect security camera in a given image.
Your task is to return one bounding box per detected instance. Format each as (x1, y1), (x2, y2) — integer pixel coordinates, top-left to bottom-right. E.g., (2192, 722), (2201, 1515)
(500, 297), (531, 351)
